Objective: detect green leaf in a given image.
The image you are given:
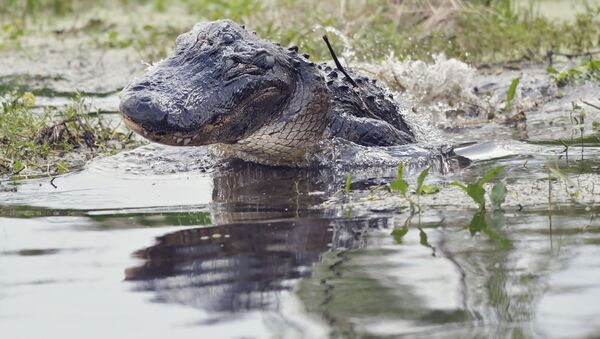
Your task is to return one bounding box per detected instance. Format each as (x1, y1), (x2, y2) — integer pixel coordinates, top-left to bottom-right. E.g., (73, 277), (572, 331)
(344, 173), (352, 195)
(451, 182), (485, 209)
(57, 162), (69, 174)
(466, 183), (487, 209)
(450, 181), (467, 190)
(391, 225), (409, 244)
(108, 31), (118, 41)
(12, 159), (23, 173)
(504, 76), (521, 111)
(490, 181), (507, 209)
(389, 162), (408, 197)
(21, 92), (36, 106)
(546, 66), (558, 74)
(415, 166), (431, 196)
(419, 184), (440, 194)
(478, 166), (505, 186)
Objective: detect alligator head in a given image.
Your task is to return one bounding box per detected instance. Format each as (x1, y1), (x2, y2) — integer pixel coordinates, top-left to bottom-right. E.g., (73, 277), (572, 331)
(120, 20), (329, 164)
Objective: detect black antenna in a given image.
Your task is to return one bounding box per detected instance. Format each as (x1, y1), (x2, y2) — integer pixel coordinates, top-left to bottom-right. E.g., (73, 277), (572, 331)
(322, 35), (358, 88)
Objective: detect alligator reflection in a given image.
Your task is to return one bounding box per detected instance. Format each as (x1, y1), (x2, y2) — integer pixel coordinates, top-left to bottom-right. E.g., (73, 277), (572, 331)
(209, 160), (337, 224)
(125, 161), (391, 313)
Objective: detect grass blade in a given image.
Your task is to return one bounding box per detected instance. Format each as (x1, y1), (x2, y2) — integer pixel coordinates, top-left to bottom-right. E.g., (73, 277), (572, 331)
(505, 76), (521, 111)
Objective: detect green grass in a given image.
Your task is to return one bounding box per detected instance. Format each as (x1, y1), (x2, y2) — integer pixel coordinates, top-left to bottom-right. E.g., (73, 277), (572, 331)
(0, 91), (139, 178)
(1, 0), (600, 64)
(548, 57), (600, 86)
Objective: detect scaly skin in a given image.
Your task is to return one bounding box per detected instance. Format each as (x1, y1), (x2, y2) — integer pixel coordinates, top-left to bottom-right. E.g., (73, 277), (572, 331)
(120, 20), (415, 166)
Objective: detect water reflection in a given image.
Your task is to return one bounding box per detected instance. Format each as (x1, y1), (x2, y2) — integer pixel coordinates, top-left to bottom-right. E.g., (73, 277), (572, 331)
(123, 157), (538, 339)
(120, 158), (600, 338)
(125, 217), (388, 313)
(209, 160), (337, 223)
(124, 160), (392, 316)
(0, 144), (592, 337)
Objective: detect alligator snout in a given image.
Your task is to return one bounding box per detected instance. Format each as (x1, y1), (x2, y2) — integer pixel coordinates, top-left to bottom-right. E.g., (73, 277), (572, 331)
(120, 94), (168, 128)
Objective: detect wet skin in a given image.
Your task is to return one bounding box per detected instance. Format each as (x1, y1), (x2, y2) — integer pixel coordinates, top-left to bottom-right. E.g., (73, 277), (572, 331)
(120, 20), (415, 165)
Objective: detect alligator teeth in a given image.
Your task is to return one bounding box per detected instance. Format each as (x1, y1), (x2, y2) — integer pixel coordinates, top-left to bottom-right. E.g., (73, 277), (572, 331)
(192, 134), (199, 140)
(176, 138), (183, 144)
(183, 138), (191, 145)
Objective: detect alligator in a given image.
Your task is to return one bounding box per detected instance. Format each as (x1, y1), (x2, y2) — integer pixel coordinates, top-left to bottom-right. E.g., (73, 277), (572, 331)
(120, 19), (416, 166)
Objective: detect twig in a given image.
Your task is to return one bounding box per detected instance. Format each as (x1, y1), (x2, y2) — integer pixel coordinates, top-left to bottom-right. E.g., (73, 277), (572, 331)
(553, 50), (600, 58)
(582, 100), (600, 111)
(13, 166), (25, 175)
(322, 35), (358, 87)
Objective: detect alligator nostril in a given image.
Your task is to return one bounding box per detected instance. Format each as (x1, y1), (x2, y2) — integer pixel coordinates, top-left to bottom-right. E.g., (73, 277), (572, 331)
(120, 95), (168, 127)
(131, 85), (146, 91)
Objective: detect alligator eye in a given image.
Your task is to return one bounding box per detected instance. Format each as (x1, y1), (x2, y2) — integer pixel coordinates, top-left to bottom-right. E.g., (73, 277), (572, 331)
(222, 33), (235, 44)
(224, 59), (237, 70)
(259, 55), (275, 69)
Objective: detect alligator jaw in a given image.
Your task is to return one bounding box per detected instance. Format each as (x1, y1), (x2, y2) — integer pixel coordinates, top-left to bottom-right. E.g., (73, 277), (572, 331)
(122, 115), (197, 146)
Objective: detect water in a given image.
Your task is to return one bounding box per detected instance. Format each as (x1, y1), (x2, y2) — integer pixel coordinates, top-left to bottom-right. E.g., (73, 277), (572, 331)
(1, 130), (599, 338)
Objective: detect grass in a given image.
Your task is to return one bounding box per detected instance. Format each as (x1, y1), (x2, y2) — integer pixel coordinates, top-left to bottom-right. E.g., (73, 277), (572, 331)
(0, 91), (139, 179)
(1, 0), (600, 64)
(548, 57), (600, 87)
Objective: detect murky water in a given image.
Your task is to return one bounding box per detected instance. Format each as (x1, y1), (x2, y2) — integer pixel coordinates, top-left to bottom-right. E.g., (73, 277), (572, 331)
(2, 5), (600, 338)
(2, 128), (600, 339)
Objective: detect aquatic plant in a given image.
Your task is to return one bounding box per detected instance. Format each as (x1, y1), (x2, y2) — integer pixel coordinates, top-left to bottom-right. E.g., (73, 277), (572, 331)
(504, 76), (521, 112)
(389, 163), (408, 197)
(450, 166), (506, 210)
(389, 163), (437, 213)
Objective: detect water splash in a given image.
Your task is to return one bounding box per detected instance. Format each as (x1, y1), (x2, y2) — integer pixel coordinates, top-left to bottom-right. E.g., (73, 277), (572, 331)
(313, 25), (356, 62)
(360, 54), (482, 130)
